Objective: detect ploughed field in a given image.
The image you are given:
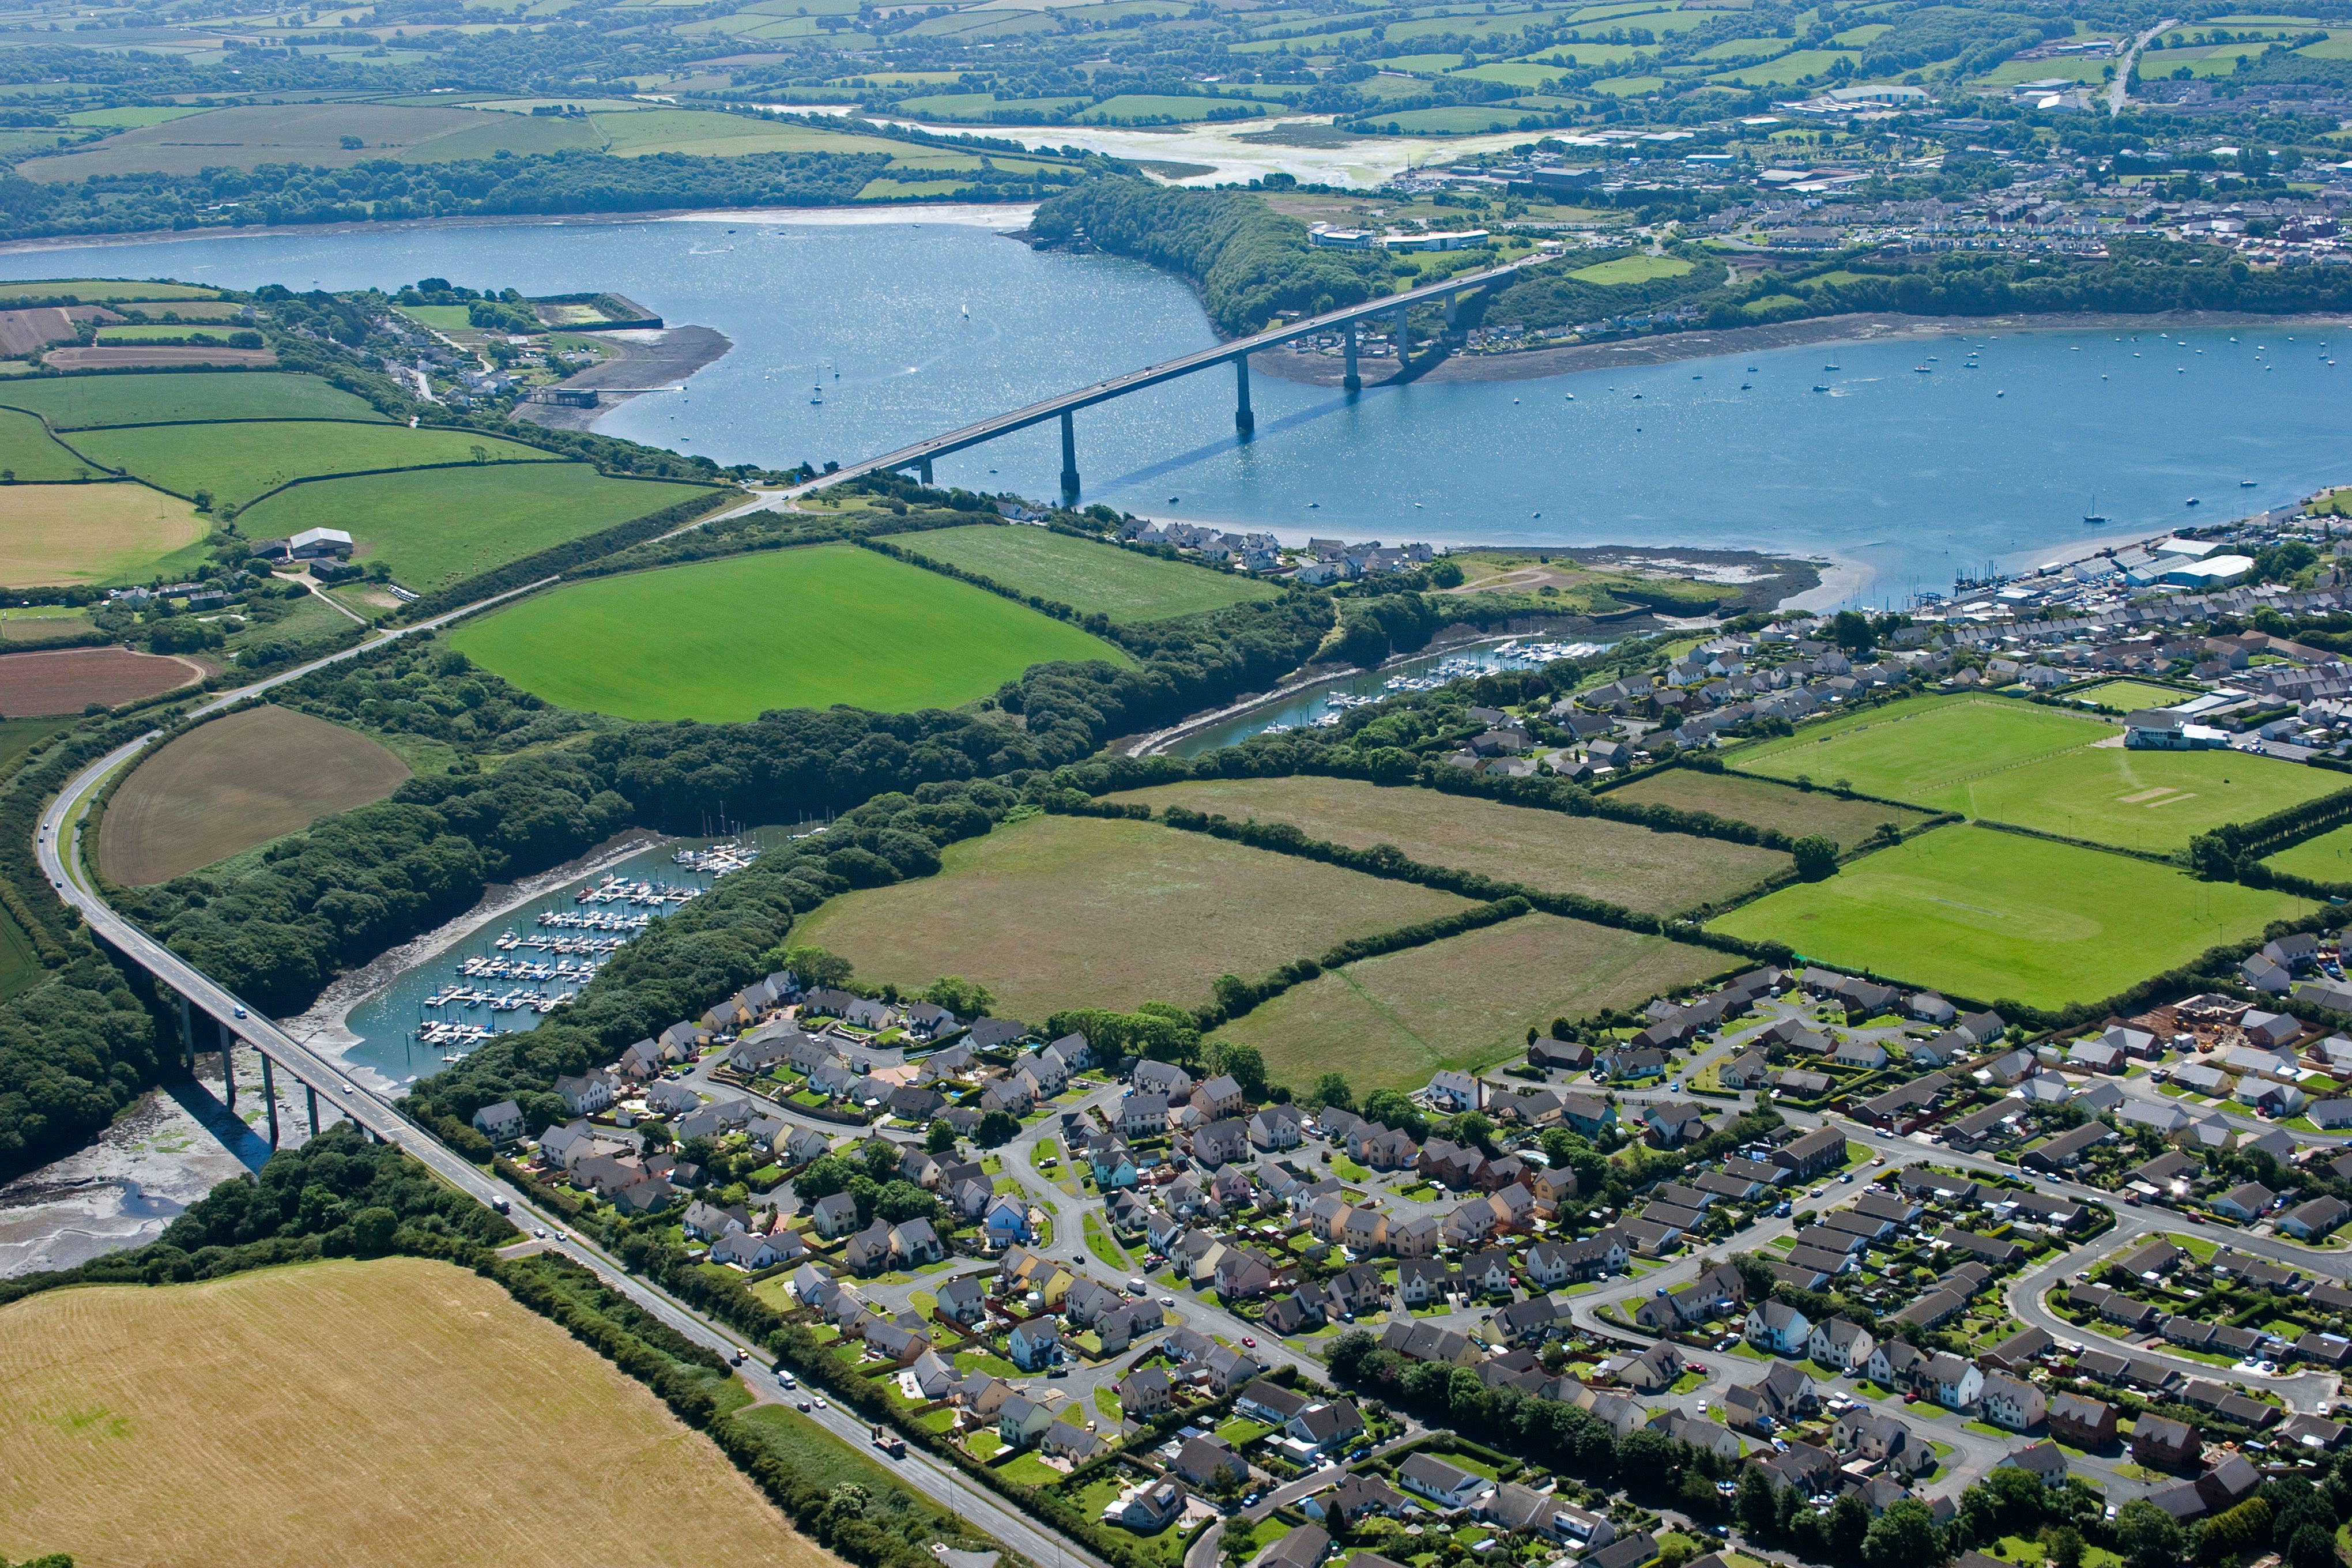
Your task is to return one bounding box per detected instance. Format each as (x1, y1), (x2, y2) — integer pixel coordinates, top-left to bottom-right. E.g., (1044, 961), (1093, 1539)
(0, 1256), (823, 1568)
(0, 646), (201, 714)
(1728, 693), (2340, 851)
(901, 525), (1280, 623)
(97, 705), (413, 885)
(450, 544), (1131, 720)
(1103, 775), (1790, 914)
(791, 812), (1471, 1020)
(1708, 824), (2311, 1010)
(1220, 911), (1731, 1094)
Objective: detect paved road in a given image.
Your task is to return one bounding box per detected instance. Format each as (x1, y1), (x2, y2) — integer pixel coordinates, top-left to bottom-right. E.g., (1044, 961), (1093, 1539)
(2109, 18), (2180, 113)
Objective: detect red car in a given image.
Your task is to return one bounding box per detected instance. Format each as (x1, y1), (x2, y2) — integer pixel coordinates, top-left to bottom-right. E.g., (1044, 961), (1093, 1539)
(1242, 1336), (1257, 1348)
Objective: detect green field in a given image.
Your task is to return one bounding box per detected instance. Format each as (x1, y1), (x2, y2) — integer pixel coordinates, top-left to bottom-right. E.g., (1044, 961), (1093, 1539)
(15, 103), (601, 180)
(2262, 821), (2352, 886)
(1105, 775), (1790, 915)
(902, 526), (1277, 623)
(1710, 825), (2310, 1009)
(237, 464), (720, 594)
(1603, 768), (1938, 850)
(452, 543), (1128, 720)
(0, 406), (101, 481)
(2066, 680), (2198, 712)
(66, 419), (564, 508)
(1223, 911), (1728, 1094)
(1728, 694), (2342, 851)
(97, 323), (254, 344)
(1569, 255), (1695, 285)
(0, 372), (385, 429)
(0, 278), (223, 304)
(794, 812), (1469, 1021)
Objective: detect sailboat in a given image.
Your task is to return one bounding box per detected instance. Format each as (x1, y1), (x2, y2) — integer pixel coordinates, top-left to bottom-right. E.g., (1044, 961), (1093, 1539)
(2083, 492), (2106, 525)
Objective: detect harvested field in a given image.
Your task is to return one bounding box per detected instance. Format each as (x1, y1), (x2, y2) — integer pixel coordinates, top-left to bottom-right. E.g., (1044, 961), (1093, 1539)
(794, 813), (1471, 1020)
(1603, 769), (1938, 850)
(0, 483), (206, 586)
(40, 345), (276, 370)
(0, 646), (199, 715)
(69, 419), (563, 508)
(1222, 912), (1729, 1094)
(99, 706), (411, 885)
(1709, 824), (2310, 1011)
(0, 1256), (825, 1568)
(0, 371), (383, 428)
(1105, 775), (1789, 914)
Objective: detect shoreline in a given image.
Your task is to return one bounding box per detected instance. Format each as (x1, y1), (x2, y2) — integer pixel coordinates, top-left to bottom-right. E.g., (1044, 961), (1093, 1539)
(512, 324), (736, 432)
(1250, 309), (2352, 389)
(277, 829), (670, 1090)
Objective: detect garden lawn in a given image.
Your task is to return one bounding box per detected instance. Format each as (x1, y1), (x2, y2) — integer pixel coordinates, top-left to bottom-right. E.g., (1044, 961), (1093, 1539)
(1220, 911), (1729, 1094)
(239, 463), (722, 595)
(1603, 768), (1938, 850)
(1709, 824), (2310, 1009)
(898, 526), (1276, 623)
(793, 812), (1469, 1022)
(1728, 693), (2340, 851)
(67, 419), (563, 508)
(1106, 775), (1789, 915)
(0, 370), (384, 428)
(2261, 820), (2352, 886)
(453, 544), (1127, 720)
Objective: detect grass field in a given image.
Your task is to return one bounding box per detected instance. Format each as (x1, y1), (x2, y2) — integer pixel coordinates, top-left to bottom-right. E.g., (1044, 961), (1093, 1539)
(99, 706), (412, 885)
(1, 278), (223, 304)
(901, 526), (1277, 623)
(16, 103), (602, 179)
(2262, 821), (2352, 885)
(236, 464), (720, 594)
(1729, 694), (2340, 851)
(1603, 769), (1937, 850)
(1, 406), (104, 480)
(2066, 679), (2198, 712)
(68, 420), (563, 508)
(794, 812), (1471, 1020)
(1104, 775), (1789, 914)
(0, 371), (385, 428)
(454, 544), (1127, 720)
(1710, 824), (2310, 1009)
(1221, 911), (1728, 1092)
(1568, 255), (1695, 285)
(0, 483), (207, 587)
(0, 1257), (819, 1568)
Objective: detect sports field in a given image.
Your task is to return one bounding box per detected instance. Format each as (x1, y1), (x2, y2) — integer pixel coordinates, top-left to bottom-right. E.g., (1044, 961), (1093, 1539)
(1604, 768), (1938, 850)
(1221, 912), (1728, 1093)
(1730, 694), (2340, 851)
(903, 526), (1278, 623)
(0, 371), (384, 428)
(453, 544), (1128, 719)
(2261, 821), (2352, 886)
(69, 420), (563, 508)
(0, 1257), (821, 1568)
(0, 406), (101, 480)
(0, 483), (207, 587)
(0, 646), (201, 714)
(793, 812), (1471, 1020)
(1105, 775), (1789, 914)
(99, 706), (412, 885)
(2068, 679), (2198, 713)
(1710, 824), (2310, 1009)
(237, 464), (721, 594)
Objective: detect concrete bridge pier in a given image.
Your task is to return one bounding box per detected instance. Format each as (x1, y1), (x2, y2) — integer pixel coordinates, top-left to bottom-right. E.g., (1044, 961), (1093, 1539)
(1233, 356), (1254, 436)
(306, 1084), (321, 1137)
(917, 457), (933, 484)
(178, 994), (194, 1069)
(217, 1019), (236, 1109)
(1343, 321), (1360, 391)
(260, 1053), (280, 1149)
(1058, 410), (1079, 502)
(1442, 291), (1460, 330)
(1394, 304), (1410, 360)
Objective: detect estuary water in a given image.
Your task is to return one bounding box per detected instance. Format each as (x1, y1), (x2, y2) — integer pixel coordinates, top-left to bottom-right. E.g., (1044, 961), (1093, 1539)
(6, 213), (2350, 601)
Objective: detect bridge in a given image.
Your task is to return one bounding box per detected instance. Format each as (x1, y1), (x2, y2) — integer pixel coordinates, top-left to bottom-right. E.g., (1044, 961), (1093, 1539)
(796, 250), (1544, 503)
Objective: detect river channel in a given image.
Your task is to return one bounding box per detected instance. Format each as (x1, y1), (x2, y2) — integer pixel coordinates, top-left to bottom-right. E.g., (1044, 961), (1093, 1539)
(6, 213), (2349, 604)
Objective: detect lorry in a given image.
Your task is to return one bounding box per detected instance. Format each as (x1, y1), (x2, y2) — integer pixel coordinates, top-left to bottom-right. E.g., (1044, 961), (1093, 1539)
(870, 1424), (905, 1458)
